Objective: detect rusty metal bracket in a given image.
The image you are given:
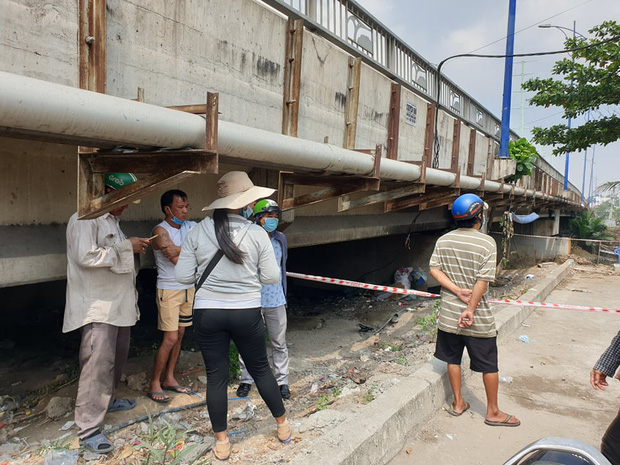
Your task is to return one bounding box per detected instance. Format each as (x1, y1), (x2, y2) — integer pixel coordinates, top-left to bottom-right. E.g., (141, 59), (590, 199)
(278, 145), (381, 211)
(77, 93), (219, 219)
(385, 187), (459, 213)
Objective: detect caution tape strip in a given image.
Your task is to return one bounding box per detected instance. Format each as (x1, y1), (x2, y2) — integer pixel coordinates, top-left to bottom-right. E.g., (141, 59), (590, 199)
(286, 271), (620, 314)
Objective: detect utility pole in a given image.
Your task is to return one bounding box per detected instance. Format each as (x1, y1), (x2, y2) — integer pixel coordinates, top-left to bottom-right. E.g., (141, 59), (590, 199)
(499, 0), (517, 158)
(512, 60), (534, 136)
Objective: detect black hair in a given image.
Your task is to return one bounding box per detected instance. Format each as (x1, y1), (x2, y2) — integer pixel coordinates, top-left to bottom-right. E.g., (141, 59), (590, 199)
(160, 189), (187, 214)
(455, 213), (482, 229)
(213, 209), (246, 265)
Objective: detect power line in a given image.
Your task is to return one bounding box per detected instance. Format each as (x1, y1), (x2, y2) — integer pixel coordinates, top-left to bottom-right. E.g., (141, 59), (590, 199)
(466, 0), (594, 54)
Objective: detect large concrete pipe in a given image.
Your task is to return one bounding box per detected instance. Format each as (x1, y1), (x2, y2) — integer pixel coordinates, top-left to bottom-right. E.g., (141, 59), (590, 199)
(0, 71), (535, 198)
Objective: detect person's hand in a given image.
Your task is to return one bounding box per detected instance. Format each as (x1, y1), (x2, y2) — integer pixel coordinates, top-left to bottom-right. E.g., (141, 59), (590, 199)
(591, 369), (609, 391)
(130, 237), (150, 254)
(458, 309), (474, 328)
(161, 244), (181, 261)
(455, 288), (472, 304)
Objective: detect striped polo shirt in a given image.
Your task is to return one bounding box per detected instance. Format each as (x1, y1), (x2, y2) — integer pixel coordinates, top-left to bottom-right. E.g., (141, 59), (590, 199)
(429, 228), (497, 338)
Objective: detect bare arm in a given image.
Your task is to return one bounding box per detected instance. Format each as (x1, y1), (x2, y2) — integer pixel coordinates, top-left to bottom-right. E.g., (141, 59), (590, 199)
(428, 268), (473, 304)
(458, 280), (488, 328)
(152, 225), (181, 265)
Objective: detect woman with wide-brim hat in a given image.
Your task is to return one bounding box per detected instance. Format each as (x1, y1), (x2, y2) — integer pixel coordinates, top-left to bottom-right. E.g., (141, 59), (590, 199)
(175, 171), (291, 460)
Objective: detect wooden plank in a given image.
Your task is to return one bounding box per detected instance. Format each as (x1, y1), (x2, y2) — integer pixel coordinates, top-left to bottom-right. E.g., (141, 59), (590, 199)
(343, 57), (361, 149)
(206, 92), (219, 155)
(423, 103), (436, 169)
(168, 104), (208, 114)
(80, 151), (217, 174)
(467, 127), (476, 176)
(385, 188), (458, 212)
(419, 194), (458, 211)
(338, 183), (425, 212)
(387, 83), (401, 160)
(78, 0), (106, 93)
(451, 119), (461, 172)
(282, 18), (304, 137)
(284, 179), (379, 210)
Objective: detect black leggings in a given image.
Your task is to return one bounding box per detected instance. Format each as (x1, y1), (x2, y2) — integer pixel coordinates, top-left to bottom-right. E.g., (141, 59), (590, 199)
(602, 410), (620, 465)
(194, 307), (285, 433)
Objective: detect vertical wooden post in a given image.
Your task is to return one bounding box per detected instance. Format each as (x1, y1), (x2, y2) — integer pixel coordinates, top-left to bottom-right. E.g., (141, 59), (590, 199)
(467, 127), (476, 176)
(387, 83), (401, 160)
(79, 0), (106, 93)
(343, 57), (361, 149)
(282, 18), (304, 137)
(451, 119), (461, 172)
(423, 103), (436, 169)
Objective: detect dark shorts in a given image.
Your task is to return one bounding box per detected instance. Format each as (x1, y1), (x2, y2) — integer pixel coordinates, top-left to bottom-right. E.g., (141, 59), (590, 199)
(434, 329), (498, 373)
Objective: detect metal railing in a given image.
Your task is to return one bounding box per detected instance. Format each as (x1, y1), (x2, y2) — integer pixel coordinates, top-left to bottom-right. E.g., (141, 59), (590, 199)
(262, 0), (511, 142)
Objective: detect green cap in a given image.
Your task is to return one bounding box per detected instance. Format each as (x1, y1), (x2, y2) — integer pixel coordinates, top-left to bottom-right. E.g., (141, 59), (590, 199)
(105, 173), (138, 190)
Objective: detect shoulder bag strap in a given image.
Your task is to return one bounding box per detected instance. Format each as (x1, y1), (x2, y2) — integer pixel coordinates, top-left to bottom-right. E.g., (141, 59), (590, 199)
(195, 223), (252, 291)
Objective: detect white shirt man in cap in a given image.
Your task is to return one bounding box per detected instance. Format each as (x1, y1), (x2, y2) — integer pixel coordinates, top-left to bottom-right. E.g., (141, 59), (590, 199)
(63, 173), (151, 454)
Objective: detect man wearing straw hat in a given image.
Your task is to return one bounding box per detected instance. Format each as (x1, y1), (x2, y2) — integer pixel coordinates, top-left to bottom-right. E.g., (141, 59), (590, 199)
(63, 173), (151, 454)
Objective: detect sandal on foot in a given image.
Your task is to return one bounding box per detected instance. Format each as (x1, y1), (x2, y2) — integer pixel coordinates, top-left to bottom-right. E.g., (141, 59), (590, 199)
(147, 391), (171, 404)
(277, 420), (292, 444)
(162, 385), (189, 394)
(213, 437), (231, 461)
(108, 398), (136, 412)
(80, 432), (114, 454)
(447, 401), (470, 417)
(484, 414), (521, 427)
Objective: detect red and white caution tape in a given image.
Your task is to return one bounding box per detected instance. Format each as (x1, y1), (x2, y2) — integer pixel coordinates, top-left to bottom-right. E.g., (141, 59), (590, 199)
(286, 271), (620, 314)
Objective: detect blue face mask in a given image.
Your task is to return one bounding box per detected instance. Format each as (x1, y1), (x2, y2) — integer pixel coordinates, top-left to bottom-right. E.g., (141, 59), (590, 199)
(262, 217), (279, 233)
(167, 207), (185, 226)
(240, 206), (253, 219)
(481, 217), (486, 229)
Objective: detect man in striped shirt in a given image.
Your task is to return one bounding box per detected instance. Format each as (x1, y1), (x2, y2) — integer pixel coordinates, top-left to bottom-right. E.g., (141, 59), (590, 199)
(429, 193), (520, 427)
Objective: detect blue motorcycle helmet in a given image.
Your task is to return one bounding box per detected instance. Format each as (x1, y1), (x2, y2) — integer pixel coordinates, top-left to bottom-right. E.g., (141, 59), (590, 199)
(451, 193), (484, 220)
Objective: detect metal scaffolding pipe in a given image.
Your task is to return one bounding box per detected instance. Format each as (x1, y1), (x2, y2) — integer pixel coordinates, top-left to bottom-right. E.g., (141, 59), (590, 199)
(0, 71), (535, 199)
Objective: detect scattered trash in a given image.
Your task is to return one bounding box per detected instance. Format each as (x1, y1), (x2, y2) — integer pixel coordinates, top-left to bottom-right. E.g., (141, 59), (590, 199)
(521, 323), (531, 327)
(406, 447), (413, 454)
(383, 346), (392, 352)
(519, 335), (530, 343)
(231, 402), (255, 421)
(197, 375), (207, 385)
(525, 274), (535, 279)
(499, 376), (513, 384)
(358, 323), (374, 333)
(59, 421), (74, 431)
(446, 434), (454, 440)
(310, 383), (318, 393)
(44, 449), (78, 465)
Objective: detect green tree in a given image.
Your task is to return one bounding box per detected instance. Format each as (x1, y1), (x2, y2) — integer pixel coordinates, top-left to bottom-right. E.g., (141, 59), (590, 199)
(570, 211), (612, 241)
(505, 138), (538, 183)
(522, 21), (620, 155)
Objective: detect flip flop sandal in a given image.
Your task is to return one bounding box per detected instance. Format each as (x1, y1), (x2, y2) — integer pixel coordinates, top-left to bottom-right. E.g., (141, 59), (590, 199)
(484, 414), (521, 427)
(447, 402), (470, 417)
(147, 391), (171, 403)
(107, 398), (136, 412)
(80, 432), (114, 454)
(162, 385), (189, 394)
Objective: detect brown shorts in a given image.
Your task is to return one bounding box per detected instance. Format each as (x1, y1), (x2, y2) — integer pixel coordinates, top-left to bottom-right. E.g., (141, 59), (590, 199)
(156, 288), (195, 331)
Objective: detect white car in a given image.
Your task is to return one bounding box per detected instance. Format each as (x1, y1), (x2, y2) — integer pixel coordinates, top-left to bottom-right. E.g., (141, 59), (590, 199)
(503, 438), (611, 465)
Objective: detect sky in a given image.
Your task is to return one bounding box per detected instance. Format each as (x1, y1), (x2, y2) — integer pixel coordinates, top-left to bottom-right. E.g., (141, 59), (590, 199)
(354, 0), (619, 199)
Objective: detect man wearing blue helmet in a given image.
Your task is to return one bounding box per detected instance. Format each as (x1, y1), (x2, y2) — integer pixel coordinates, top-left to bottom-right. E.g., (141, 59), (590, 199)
(429, 193), (520, 427)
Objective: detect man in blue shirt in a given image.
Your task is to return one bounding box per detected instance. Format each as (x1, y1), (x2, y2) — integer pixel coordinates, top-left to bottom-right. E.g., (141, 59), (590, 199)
(236, 199), (290, 399)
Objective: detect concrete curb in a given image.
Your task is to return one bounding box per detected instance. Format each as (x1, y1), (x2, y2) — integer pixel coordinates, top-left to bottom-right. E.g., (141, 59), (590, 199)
(290, 259), (575, 465)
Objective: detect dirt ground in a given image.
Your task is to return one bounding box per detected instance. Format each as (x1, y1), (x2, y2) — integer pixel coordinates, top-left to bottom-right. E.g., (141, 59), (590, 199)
(0, 252), (601, 464)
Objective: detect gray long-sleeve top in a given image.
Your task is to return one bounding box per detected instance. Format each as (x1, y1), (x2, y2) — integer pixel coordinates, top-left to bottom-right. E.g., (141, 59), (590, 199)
(175, 214), (279, 307)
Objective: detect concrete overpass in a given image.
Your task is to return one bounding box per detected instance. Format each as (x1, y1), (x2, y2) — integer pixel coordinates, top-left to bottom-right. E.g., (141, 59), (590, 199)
(0, 0), (584, 289)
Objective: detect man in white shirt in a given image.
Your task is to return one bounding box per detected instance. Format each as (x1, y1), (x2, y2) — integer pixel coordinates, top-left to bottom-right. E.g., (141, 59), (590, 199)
(148, 190), (197, 402)
(63, 173), (151, 454)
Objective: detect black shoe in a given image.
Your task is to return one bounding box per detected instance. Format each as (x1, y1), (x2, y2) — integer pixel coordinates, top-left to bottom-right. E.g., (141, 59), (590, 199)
(236, 383), (252, 397)
(279, 384), (291, 400)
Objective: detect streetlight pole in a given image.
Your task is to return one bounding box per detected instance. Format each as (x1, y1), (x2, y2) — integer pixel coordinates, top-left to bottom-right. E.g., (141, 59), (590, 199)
(499, 0), (517, 158)
(538, 22), (581, 191)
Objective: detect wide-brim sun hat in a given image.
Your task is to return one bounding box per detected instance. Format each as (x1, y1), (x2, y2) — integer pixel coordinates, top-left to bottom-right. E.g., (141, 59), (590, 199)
(202, 171), (276, 211)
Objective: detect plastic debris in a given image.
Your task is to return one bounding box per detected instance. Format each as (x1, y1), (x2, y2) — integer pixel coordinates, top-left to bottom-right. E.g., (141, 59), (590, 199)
(499, 376), (513, 384)
(446, 434), (454, 440)
(525, 274), (534, 279)
(519, 335), (530, 343)
(44, 449), (78, 465)
(59, 421), (74, 431)
(310, 383), (318, 393)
